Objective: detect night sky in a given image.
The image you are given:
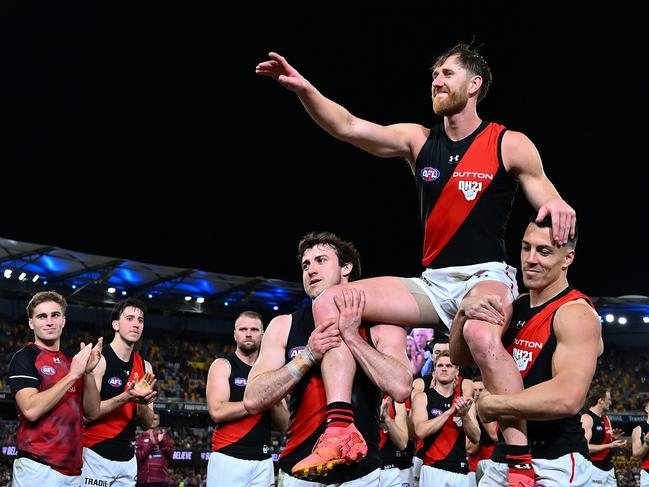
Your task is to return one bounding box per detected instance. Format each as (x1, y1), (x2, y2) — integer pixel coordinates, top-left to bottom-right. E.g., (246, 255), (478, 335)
(1, 4), (646, 299)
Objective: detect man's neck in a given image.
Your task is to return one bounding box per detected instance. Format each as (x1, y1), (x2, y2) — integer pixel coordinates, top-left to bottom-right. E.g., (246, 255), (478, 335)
(235, 348), (258, 366)
(34, 337), (60, 352)
(529, 277), (570, 308)
(444, 111), (482, 142)
(433, 380), (455, 397)
(111, 335), (135, 362)
(590, 405), (604, 417)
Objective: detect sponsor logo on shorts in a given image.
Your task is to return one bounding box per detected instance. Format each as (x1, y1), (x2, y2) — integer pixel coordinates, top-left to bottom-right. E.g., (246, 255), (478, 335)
(234, 377), (247, 387)
(420, 166), (440, 182)
(84, 479), (110, 486)
(453, 416), (463, 427)
(288, 346), (305, 359)
(107, 377), (123, 387)
(40, 365), (56, 376)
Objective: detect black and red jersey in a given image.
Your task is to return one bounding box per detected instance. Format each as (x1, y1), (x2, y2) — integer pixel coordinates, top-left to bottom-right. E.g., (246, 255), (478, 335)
(379, 395), (413, 470)
(84, 345), (146, 461)
(278, 306), (381, 484)
(8, 343), (84, 475)
(414, 121), (517, 268)
(468, 417), (495, 472)
(585, 410), (614, 470)
(501, 286), (592, 460)
(420, 378), (468, 473)
(211, 352), (272, 460)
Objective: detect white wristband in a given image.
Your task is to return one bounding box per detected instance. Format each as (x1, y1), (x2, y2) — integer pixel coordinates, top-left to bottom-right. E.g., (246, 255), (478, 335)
(286, 360), (304, 380)
(301, 345), (316, 366)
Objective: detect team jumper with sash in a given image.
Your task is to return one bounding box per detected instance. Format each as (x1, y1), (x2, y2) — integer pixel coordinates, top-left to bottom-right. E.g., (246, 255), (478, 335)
(211, 352), (272, 460)
(420, 376), (469, 474)
(585, 409), (614, 471)
(495, 286), (592, 460)
(279, 306), (382, 484)
(414, 121), (517, 268)
(84, 345), (146, 460)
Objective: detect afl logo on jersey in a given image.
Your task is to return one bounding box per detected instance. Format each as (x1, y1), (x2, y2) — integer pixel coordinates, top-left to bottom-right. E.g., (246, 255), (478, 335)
(595, 425), (604, 431)
(234, 377), (247, 387)
(40, 365), (56, 376)
(288, 346), (305, 359)
(108, 377), (123, 387)
(420, 167), (440, 182)
(430, 408), (443, 417)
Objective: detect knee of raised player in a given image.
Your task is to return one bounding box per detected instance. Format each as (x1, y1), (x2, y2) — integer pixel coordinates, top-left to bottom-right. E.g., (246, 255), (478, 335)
(312, 285), (345, 323)
(462, 320), (502, 359)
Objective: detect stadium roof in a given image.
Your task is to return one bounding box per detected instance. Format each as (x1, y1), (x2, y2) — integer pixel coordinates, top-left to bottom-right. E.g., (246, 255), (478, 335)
(0, 237), (309, 318)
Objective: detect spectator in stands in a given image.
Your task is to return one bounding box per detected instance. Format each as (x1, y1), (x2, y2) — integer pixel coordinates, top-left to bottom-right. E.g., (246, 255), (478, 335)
(205, 311), (289, 487)
(7, 291), (103, 486)
(581, 386), (626, 486)
(136, 412), (173, 487)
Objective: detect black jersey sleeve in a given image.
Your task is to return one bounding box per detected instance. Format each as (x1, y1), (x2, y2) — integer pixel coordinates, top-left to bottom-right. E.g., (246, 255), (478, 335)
(8, 347), (40, 395)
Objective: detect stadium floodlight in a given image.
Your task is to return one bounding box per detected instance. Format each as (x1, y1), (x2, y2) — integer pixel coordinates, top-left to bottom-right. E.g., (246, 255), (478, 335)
(617, 317), (627, 325)
(196, 297), (205, 304)
(32, 274), (40, 282)
(644, 316), (649, 324)
(4, 269), (12, 278)
(107, 287), (116, 294)
(184, 296), (192, 301)
(18, 272), (27, 281)
(273, 305), (279, 311)
(604, 314), (615, 323)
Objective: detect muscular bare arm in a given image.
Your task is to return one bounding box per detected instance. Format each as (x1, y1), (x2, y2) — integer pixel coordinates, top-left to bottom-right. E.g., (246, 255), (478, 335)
(412, 390), (456, 440)
(478, 301), (602, 421)
(255, 52), (429, 165)
(502, 130), (576, 244)
(244, 313), (341, 414)
(632, 425), (649, 459)
(380, 397), (409, 451)
(206, 358), (248, 423)
(14, 342), (93, 422)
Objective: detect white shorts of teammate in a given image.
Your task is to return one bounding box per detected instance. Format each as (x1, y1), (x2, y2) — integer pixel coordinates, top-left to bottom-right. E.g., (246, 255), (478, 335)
(640, 469), (649, 487)
(276, 467), (380, 486)
(407, 262), (519, 327)
(419, 464), (467, 486)
(591, 465), (618, 486)
(12, 457), (80, 487)
(412, 456), (423, 487)
(81, 447), (137, 487)
(207, 451), (274, 487)
(479, 453), (593, 487)
(380, 466), (412, 486)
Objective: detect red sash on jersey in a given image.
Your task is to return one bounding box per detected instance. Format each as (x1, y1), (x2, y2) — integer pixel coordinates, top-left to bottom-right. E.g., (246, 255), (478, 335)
(422, 122), (504, 267)
(506, 289), (590, 379)
(591, 415), (613, 462)
(423, 379), (463, 465)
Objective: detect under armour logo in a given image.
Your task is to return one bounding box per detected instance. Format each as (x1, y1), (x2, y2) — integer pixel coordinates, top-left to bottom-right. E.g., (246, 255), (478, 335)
(53, 357), (61, 363)
(449, 155), (459, 163)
